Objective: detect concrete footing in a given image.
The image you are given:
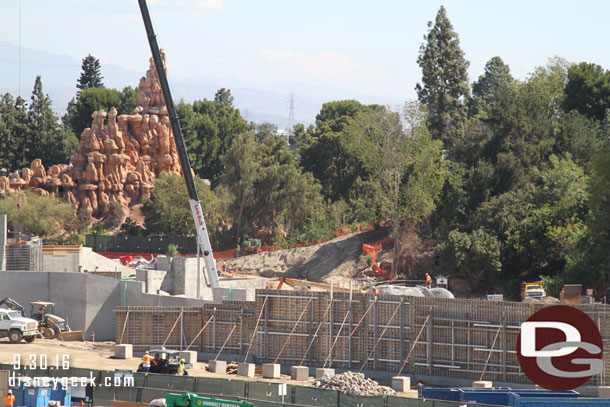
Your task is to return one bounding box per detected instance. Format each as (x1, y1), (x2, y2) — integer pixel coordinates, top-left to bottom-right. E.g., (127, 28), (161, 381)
(237, 362), (255, 378)
(472, 380), (492, 388)
(315, 368), (334, 379)
(208, 360), (227, 374)
(263, 363), (281, 379)
(392, 376), (411, 392)
(179, 351), (197, 364)
(114, 344), (132, 359)
(291, 366), (309, 381)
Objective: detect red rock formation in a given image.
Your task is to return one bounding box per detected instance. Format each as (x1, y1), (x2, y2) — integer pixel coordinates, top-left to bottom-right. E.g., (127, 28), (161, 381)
(0, 49), (182, 217)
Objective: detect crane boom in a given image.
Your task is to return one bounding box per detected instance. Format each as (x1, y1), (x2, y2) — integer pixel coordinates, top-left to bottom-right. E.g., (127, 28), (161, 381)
(138, 0), (220, 288)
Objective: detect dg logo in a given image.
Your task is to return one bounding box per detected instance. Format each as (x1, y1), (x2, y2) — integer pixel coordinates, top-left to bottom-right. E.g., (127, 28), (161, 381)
(517, 305), (603, 390)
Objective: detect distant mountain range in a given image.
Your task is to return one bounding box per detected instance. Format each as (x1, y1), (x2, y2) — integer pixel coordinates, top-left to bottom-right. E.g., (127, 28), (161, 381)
(0, 41), (402, 127)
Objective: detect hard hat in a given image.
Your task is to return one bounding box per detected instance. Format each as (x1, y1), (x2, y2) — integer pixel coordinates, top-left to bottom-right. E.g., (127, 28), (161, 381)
(181, 358), (185, 362)
(8, 390), (12, 394)
(145, 351), (149, 354)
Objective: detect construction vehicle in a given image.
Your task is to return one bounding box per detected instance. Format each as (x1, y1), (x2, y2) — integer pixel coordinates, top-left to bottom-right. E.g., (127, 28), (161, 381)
(0, 308), (38, 343)
(136, 347), (191, 375)
(0, 297), (26, 315)
(166, 393), (253, 407)
(29, 301), (83, 340)
(521, 281), (546, 301)
(138, 0), (220, 290)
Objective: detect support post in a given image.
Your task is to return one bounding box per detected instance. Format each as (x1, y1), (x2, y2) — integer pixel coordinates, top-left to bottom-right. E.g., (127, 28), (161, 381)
(212, 307), (217, 351)
(399, 300), (405, 368)
(180, 307), (184, 350)
(264, 296), (270, 359)
(239, 308), (244, 354)
(0, 214), (6, 271)
(427, 308), (433, 375)
(348, 282), (353, 369)
(502, 311), (507, 382)
(373, 299), (378, 370)
(309, 299), (314, 365)
(328, 283), (333, 366)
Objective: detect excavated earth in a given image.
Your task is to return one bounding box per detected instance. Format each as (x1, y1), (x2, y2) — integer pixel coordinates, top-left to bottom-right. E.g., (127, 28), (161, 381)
(225, 230), (386, 288)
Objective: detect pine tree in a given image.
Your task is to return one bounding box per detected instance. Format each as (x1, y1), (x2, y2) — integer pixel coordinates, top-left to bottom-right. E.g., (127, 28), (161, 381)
(29, 76), (76, 165)
(77, 54), (104, 90)
(470, 56), (513, 116)
(416, 6), (470, 144)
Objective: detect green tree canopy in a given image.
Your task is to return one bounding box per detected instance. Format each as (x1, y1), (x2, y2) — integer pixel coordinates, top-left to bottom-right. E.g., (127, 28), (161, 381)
(347, 107), (444, 277)
(469, 56), (513, 117)
(63, 86), (137, 136)
(77, 54), (104, 90)
(563, 62), (610, 122)
(222, 131), (325, 245)
(0, 192), (76, 237)
(416, 5), (470, 144)
(178, 92), (249, 185)
(28, 76), (78, 166)
(0, 94), (30, 170)
(141, 173), (226, 246)
(299, 100), (380, 204)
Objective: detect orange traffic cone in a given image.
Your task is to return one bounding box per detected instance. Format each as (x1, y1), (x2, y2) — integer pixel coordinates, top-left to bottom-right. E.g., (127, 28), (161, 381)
(356, 227), (361, 233)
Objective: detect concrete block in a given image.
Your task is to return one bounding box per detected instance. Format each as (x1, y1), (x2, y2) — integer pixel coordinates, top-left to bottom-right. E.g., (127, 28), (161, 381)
(179, 351), (197, 364)
(392, 376), (411, 392)
(598, 387), (610, 398)
(472, 380), (492, 388)
(208, 360), (227, 374)
(290, 366), (309, 381)
(262, 363), (281, 379)
(315, 368), (334, 379)
(237, 362), (255, 378)
(114, 344), (132, 359)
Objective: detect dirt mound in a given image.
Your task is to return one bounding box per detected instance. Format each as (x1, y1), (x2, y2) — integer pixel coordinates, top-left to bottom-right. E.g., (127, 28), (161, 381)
(523, 296), (560, 304)
(226, 230), (386, 287)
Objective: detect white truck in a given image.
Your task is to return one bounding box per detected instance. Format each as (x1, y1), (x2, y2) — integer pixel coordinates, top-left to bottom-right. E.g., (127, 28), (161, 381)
(0, 309), (38, 343)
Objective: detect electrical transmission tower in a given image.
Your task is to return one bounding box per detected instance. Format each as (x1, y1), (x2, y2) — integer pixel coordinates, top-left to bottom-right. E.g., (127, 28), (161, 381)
(287, 93), (294, 144)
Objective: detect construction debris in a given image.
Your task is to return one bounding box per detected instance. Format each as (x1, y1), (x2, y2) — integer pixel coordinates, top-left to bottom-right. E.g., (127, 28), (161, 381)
(312, 371), (395, 396)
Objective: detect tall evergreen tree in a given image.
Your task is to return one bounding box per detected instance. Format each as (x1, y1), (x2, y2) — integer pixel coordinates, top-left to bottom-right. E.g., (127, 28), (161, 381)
(470, 56), (513, 116)
(0, 94), (29, 170)
(77, 54), (104, 90)
(29, 76), (77, 165)
(416, 6), (470, 144)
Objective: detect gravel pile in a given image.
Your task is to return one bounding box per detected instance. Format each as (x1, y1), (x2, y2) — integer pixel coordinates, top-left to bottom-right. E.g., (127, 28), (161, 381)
(312, 371), (396, 396)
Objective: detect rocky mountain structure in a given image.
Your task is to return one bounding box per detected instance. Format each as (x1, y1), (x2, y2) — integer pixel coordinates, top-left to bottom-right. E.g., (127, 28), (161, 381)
(0, 50), (182, 217)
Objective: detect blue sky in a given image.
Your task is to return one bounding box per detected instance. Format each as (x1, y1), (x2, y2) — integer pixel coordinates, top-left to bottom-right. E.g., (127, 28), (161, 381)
(1, 0), (609, 106)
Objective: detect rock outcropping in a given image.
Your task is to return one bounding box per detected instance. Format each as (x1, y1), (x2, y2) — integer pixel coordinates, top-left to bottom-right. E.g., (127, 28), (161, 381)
(0, 49), (182, 217)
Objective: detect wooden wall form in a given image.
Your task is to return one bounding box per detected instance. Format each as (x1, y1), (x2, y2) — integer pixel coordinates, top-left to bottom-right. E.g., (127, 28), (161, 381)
(115, 290), (610, 385)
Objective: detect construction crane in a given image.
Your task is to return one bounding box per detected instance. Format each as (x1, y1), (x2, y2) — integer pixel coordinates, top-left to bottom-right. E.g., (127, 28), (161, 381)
(137, 0), (220, 288)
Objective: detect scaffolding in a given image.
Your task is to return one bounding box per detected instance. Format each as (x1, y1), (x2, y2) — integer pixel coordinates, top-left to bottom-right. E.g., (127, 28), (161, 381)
(4, 237), (42, 271)
(115, 290), (610, 385)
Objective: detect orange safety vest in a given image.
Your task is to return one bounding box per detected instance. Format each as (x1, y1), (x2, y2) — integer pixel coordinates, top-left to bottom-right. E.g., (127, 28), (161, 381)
(425, 275), (431, 283)
(5, 394), (15, 407)
(143, 354), (151, 366)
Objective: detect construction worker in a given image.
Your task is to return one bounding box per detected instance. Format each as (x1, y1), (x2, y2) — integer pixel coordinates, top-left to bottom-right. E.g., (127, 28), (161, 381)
(221, 261), (228, 273)
(142, 351), (151, 373)
(425, 273), (432, 289)
(5, 390), (14, 407)
(177, 359), (185, 376)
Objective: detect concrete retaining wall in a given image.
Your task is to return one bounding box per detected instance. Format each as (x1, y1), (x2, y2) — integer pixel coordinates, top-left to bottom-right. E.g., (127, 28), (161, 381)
(0, 272), (212, 341)
(43, 246), (132, 276)
(0, 271), (121, 340)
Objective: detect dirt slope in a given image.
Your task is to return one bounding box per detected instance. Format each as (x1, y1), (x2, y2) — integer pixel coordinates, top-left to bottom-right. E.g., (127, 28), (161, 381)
(225, 230), (386, 287)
